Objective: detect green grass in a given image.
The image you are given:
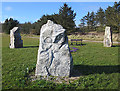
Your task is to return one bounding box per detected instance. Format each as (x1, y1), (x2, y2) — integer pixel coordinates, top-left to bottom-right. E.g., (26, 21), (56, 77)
(2, 34), (119, 90)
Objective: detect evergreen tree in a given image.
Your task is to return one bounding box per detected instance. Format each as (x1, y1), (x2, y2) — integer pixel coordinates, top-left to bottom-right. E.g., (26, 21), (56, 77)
(57, 3), (76, 34)
(79, 16), (86, 33)
(19, 3), (76, 35)
(105, 2), (120, 33)
(79, 17), (85, 28)
(105, 6), (115, 26)
(85, 12), (90, 32)
(79, 2), (120, 33)
(33, 14), (58, 35)
(3, 18), (19, 34)
(20, 22), (32, 34)
(89, 11), (96, 31)
(96, 7), (105, 26)
(112, 1), (120, 32)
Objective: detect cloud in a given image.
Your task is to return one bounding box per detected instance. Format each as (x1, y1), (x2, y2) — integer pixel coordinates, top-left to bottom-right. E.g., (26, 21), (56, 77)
(0, 20), (5, 23)
(5, 6), (12, 11)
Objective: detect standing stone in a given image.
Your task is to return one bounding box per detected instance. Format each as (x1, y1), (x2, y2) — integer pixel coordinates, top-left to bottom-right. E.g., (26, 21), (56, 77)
(103, 26), (112, 47)
(9, 27), (23, 48)
(35, 20), (73, 77)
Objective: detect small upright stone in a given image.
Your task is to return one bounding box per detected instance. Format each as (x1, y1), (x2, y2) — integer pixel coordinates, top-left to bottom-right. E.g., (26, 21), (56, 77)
(35, 20), (73, 77)
(103, 26), (112, 47)
(9, 27), (23, 48)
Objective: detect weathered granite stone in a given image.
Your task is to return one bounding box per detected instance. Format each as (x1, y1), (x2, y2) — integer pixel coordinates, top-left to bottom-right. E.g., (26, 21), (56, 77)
(9, 27), (23, 48)
(103, 26), (112, 47)
(35, 20), (73, 77)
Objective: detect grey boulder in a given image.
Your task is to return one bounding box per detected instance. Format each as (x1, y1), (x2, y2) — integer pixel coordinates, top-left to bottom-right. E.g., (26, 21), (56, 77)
(103, 26), (112, 47)
(35, 20), (73, 77)
(9, 27), (23, 48)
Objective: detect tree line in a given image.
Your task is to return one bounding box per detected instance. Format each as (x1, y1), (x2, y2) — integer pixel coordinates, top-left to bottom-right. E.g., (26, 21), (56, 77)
(79, 2), (120, 34)
(2, 3), (76, 35)
(2, 2), (120, 35)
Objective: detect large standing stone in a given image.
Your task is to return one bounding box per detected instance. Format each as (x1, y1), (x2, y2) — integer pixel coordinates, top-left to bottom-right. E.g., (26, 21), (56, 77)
(103, 26), (112, 47)
(35, 20), (73, 77)
(9, 27), (23, 48)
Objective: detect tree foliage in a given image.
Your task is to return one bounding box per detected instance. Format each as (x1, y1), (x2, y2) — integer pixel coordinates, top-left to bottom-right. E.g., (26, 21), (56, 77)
(20, 22), (32, 34)
(19, 3), (76, 35)
(2, 2), (119, 35)
(79, 1), (120, 33)
(57, 3), (76, 34)
(32, 14), (58, 35)
(96, 7), (105, 26)
(2, 18), (19, 34)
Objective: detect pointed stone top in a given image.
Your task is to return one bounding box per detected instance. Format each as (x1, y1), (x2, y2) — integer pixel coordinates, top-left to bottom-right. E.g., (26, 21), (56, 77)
(11, 27), (19, 32)
(12, 27), (18, 30)
(13, 27), (19, 30)
(105, 26), (110, 29)
(47, 20), (54, 25)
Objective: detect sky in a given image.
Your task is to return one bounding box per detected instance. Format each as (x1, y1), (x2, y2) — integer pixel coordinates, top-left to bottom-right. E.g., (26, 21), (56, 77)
(1, 2), (115, 26)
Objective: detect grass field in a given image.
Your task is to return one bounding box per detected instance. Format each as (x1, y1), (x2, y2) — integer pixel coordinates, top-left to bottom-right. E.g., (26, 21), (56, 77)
(2, 34), (120, 90)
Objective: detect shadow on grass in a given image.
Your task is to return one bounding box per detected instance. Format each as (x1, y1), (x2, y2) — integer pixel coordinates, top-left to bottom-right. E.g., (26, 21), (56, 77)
(23, 46), (39, 48)
(71, 65), (120, 77)
(78, 44), (86, 46)
(70, 43), (86, 46)
(112, 45), (120, 47)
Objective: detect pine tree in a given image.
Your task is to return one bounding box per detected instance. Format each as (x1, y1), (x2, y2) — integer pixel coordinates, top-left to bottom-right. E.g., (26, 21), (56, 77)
(96, 7), (105, 26)
(85, 12), (90, 32)
(20, 22), (32, 34)
(2, 18), (19, 34)
(57, 3), (76, 34)
(79, 1), (120, 33)
(112, 1), (120, 32)
(33, 14), (58, 35)
(89, 11), (96, 31)
(79, 16), (86, 34)
(79, 16), (86, 28)
(105, 2), (120, 33)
